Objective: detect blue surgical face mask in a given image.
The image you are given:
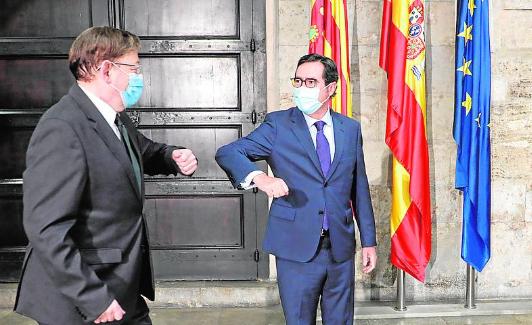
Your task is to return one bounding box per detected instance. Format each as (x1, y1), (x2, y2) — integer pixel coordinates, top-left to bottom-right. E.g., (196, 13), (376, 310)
(293, 85), (331, 115)
(109, 62), (144, 109)
(120, 73), (144, 108)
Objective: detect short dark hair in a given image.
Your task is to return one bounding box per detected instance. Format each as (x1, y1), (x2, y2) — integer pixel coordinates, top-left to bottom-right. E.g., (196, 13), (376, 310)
(69, 26), (140, 82)
(296, 53), (339, 86)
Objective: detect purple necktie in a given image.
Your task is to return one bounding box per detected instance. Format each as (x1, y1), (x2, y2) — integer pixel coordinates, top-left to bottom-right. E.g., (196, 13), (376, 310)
(314, 120), (330, 230)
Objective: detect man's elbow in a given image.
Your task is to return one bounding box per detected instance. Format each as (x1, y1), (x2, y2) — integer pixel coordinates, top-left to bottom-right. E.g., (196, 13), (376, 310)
(215, 143), (232, 164)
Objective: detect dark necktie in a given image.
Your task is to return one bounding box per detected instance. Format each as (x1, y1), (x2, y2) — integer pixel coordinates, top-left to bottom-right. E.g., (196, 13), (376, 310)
(115, 114), (142, 191)
(314, 120), (330, 230)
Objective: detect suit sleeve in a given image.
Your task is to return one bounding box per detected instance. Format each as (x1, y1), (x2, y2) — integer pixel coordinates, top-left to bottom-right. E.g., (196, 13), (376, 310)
(120, 115), (188, 176)
(134, 130), (186, 176)
(215, 113), (277, 188)
(351, 126), (377, 247)
(23, 118), (114, 321)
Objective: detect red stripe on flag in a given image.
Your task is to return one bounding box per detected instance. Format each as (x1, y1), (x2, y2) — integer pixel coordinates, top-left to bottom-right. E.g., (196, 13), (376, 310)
(391, 203), (430, 282)
(309, 0), (325, 53)
(340, 71), (349, 116)
(379, 0), (392, 71)
(328, 11), (348, 116)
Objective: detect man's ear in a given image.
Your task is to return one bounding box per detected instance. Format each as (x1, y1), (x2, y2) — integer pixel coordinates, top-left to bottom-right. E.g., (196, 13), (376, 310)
(328, 81), (337, 97)
(98, 60), (113, 83)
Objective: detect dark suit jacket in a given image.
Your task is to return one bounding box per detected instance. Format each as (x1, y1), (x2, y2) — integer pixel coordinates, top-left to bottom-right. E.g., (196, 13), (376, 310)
(216, 108), (376, 263)
(14, 84), (183, 324)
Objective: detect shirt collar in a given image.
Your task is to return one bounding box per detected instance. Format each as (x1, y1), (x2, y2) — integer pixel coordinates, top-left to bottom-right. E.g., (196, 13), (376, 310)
(303, 109), (333, 130)
(78, 84), (118, 127)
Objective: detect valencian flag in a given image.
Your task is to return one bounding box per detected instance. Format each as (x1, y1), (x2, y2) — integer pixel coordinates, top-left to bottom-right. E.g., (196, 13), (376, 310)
(309, 0), (352, 117)
(454, 0), (491, 271)
(379, 0), (432, 282)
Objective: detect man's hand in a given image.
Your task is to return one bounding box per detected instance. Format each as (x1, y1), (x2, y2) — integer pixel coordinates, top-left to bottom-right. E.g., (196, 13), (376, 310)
(94, 299), (125, 324)
(253, 174), (289, 198)
(361, 246), (377, 274)
(172, 149), (198, 175)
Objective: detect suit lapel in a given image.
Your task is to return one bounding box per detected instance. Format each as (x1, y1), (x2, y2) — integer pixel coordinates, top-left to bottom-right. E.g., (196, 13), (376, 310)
(69, 85), (142, 201)
(290, 109), (324, 177)
(325, 111), (346, 182)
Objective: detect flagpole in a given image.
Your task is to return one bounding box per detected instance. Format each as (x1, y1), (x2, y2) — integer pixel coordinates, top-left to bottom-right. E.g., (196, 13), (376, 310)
(465, 264), (477, 309)
(394, 269), (407, 311)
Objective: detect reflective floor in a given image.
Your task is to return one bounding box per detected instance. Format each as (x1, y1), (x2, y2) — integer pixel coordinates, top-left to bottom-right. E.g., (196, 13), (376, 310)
(2, 306), (532, 325)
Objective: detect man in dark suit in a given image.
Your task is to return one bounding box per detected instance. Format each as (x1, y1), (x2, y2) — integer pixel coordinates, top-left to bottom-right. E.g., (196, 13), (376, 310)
(216, 54), (377, 324)
(14, 26), (198, 325)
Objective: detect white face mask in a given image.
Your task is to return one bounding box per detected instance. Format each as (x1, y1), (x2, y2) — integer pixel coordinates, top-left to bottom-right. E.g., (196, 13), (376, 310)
(292, 84), (331, 115)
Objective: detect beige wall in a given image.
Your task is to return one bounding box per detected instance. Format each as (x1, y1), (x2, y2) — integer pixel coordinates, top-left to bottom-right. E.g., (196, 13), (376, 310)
(267, 0), (532, 301)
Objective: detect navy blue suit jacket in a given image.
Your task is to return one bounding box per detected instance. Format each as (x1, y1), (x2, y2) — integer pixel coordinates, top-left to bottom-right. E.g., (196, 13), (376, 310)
(216, 107), (376, 263)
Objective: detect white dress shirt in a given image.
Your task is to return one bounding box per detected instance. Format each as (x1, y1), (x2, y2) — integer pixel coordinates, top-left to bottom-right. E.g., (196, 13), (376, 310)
(78, 84), (121, 140)
(240, 109), (335, 189)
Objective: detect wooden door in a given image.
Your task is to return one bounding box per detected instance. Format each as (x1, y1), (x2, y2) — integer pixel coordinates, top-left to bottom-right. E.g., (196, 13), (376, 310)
(0, 0), (268, 281)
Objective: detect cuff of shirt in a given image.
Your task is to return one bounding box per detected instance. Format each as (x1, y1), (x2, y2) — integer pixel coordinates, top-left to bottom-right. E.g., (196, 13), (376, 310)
(239, 171), (265, 190)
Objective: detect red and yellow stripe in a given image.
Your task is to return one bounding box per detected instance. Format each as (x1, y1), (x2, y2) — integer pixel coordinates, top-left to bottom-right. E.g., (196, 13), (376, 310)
(379, 0), (431, 282)
(309, 0), (352, 117)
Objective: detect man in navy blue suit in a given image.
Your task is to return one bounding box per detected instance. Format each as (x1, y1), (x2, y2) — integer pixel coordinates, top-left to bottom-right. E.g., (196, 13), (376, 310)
(216, 54), (377, 324)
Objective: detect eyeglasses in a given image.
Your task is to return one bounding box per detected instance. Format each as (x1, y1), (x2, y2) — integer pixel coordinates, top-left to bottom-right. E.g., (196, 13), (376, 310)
(290, 77), (321, 88)
(113, 62), (142, 74)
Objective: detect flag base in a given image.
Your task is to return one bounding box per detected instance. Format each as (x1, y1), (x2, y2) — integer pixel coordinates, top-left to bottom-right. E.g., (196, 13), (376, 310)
(394, 269), (407, 311)
(465, 264), (477, 309)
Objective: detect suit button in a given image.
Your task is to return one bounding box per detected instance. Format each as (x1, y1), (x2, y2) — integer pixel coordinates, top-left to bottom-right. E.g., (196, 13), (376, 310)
(318, 210), (324, 215)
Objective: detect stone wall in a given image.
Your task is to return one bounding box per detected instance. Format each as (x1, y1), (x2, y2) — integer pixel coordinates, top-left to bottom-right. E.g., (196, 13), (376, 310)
(273, 0), (531, 301)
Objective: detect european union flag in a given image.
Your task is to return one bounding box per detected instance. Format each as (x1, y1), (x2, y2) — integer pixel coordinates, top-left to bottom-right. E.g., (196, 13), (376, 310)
(453, 0), (491, 271)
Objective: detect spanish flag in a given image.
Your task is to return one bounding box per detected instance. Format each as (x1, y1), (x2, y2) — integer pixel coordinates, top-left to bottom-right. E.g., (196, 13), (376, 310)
(309, 0), (352, 117)
(379, 0), (431, 282)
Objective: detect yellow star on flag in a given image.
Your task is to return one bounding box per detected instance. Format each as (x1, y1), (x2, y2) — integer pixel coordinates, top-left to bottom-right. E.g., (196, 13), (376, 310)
(458, 22), (473, 46)
(474, 112), (482, 127)
(468, 0), (476, 16)
(462, 93), (472, 115)
(457, 58), (472, 76)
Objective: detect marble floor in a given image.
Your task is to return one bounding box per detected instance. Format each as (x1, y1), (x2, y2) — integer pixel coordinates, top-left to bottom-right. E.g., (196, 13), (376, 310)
(2, 305), (532, 325)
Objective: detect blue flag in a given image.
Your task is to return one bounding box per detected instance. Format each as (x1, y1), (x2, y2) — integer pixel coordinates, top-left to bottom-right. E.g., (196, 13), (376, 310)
(453, 0), (491, 271)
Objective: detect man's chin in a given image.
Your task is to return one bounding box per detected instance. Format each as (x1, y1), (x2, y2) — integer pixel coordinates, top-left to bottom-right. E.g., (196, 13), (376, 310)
(114, 105), (126, 113)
